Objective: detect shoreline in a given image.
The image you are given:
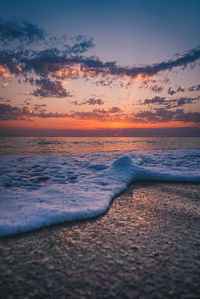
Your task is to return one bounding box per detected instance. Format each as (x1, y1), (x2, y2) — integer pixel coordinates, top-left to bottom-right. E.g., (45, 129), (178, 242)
(0, 181), (200, 298)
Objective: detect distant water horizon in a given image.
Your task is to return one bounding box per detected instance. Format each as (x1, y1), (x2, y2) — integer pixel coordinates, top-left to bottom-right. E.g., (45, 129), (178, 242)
(1, 126), (200, 139)
(0, 136), (200, 155)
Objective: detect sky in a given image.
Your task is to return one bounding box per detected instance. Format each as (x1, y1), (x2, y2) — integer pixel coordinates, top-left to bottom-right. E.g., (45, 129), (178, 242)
(0, 0), (200, 136)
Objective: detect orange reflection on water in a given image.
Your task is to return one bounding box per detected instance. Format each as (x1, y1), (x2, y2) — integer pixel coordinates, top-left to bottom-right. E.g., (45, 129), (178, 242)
(1, 136), (199, 155)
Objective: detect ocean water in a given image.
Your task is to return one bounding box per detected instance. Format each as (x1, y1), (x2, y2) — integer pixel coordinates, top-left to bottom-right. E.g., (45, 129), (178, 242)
(0, 137), (200, 236)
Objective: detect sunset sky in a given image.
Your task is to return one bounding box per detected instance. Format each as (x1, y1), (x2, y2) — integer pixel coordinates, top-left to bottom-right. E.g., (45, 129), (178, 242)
(0, 0), (200, 136)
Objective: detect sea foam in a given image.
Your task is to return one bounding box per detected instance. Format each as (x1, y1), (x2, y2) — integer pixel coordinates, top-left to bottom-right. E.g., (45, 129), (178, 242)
(0, 149), (200, 236)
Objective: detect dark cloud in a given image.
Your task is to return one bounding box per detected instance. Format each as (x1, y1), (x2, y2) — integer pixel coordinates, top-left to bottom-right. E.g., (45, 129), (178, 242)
(176, 96), (199, 107)
(0, 20), (95, 82)
(34, 103), (47, 113)
(96, 77), (114, 87)
(18, 44), (191, 83)
(70, 111), (106, 121)
(0, 19), (94, 55)
(0, 102), (71, 120)
(71, 100), (80, 105)
(71, 97), (104, 106)
(0, 19), (45, 45)
(168, 86), (185, 95)
(105, 47), (200, 80)
(141, 95), (200, 109)
(70, 107), (122, 121)
(150, 84), (163, 93)
(168, 87), (176, 95)
(132, 108), (200, 123)
(1, 101), (199, 125)
(108, 107), (121, 113)
(188, 85), (196, 91)
(23, 45), (200, 83)
(67, 36), (95, 55)
(177, 86), (185, 92)
(188, 84), (200, 91)
(91, 107), (121, 114)
(87, 98), (104, 105)
(0, 102), (121, 122)
(0, 102), (32, 121)
(0, 19), (200, 86)
(32, 79), (72, 98)
(0, 19), (200, 104)
(142, 96), (166, 105)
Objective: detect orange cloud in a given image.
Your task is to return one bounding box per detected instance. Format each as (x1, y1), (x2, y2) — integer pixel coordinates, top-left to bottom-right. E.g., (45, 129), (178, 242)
(53, 65), (112, 81)
(54, 66), (81, 79)
(0, 65), (11, 78)
(135, 73), (152, 83)
(0, 65), (5, 73)
(16, 65), (22, 72)
(121, 72), (153, 88)
(2, 73), (11, 78)
(2, 82), (8, 88)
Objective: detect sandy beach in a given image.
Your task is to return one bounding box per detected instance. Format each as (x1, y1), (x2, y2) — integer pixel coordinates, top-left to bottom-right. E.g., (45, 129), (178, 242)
(0, 182), (200, 298)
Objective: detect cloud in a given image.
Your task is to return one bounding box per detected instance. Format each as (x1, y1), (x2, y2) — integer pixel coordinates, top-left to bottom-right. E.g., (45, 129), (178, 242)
(87, 98), (104, 105)
(0, 102), (32, 121)
(168, 86), (185, 95)
(196, 84), (200, 91)
(70, 111), (106, 121)
(175, 96), (199, 107)
(1, 101), (199, 125)
(23, 45), (200, 84)
(149, 84), (163, 93)
(32, 79), (72, 98)
(0, 19), (45, 45)
(0, 65), (11, 78)
(131, 108), (200, 123)
(177, 86), (185, 92)
(21, 45), (200, 84)
(0, 102), (71, 120)
(0, 20), (95, 81)
(0, 19), (94, 53)
(168, 87), (176, 95)
(92, 46), (200, 80)
(96, 77), (114, 87)
(0, 102), (121, 122)
(140, 95), (200, 109)
(2, 82), (8, 88)
(0, 18), (200, 116)
(34, 103), (47, 113)
(188, 84), (200, 91)
(67, 36), (95, 55)
(71, 97), (104, 106)
(141, 96), (166, 105)
(93, 107), (121, 114)
(70, 107), (122, 121)
(0, 19), (200, 88)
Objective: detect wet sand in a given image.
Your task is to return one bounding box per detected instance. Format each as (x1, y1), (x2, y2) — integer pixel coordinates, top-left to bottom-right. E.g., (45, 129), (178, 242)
(0, 182), (200, 298)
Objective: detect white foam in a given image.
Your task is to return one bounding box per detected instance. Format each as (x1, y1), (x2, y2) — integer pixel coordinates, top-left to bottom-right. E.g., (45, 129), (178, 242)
(0, 149), (200, 236)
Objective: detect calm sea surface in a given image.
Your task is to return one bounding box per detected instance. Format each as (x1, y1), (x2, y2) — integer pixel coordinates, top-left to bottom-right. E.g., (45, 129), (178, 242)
(0, 137), (200, 155)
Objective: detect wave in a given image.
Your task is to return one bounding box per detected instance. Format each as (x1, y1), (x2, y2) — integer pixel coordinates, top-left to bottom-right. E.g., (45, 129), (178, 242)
(0, 150), (200, 236)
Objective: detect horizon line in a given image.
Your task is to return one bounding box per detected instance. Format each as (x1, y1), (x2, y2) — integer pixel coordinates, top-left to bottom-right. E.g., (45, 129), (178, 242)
(0, 126), (200, 137)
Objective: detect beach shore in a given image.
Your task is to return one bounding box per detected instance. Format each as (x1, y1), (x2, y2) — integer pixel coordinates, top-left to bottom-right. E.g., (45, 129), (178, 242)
(0, 182), (200, 298)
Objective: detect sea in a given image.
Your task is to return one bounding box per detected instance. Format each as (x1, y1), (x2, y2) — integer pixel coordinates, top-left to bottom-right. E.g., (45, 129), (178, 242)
(0, 137), (200, 236)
